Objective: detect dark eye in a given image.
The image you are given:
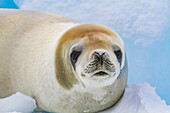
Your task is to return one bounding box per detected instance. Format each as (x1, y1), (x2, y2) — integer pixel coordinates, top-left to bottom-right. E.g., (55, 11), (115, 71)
(70, 50), (81, 70)
(114, 50), (122, 65)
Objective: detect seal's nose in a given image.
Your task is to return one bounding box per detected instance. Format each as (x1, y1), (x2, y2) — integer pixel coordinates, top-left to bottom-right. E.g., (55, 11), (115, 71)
(91, 50), (109, 65)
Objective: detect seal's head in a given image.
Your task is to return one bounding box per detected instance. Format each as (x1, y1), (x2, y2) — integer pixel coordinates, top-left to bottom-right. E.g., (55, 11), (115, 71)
(55, 24), (125, 89)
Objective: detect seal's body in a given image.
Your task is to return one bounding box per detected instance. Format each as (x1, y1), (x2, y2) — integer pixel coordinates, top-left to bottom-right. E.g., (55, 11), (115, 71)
(0, 10), (128, 113)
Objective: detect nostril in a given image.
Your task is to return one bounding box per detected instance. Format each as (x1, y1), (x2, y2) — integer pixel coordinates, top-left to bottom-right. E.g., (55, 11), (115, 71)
(91, 51), (109, 66)
(93, 51), (106, 57)
(101, 52), (106, 56)
(90, 49), (110, 61)
(94, 51), (100, 56)
(91, 52), (99, 60)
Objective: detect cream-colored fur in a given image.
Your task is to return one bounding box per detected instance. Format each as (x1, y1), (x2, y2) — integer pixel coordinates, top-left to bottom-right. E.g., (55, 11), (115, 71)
(0, 9), (78, 111)
(0, 10), (128, 113)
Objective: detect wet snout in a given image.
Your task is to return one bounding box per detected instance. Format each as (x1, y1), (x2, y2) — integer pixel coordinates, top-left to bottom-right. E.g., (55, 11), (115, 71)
(90, 49), (109, 66)
(84, 49), (115, 77)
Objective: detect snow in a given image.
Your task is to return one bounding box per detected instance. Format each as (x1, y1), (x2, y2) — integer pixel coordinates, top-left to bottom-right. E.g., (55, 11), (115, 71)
(100, 83), (170, 113)
(0, 92), (36, 113)
(0, 83), (169, 113)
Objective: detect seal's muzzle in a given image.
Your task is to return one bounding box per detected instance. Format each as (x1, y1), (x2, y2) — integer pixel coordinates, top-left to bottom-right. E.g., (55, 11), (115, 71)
(84, 49), (115, 78)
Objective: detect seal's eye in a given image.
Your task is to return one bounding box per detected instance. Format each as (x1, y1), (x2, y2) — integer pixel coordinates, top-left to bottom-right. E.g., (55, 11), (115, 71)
(114, 50), (122, 66)
(70, 50), (81, 70)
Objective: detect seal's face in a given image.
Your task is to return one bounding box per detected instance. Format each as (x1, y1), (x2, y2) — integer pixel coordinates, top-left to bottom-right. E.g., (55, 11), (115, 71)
(69, 33), (123, 87)
(55, 24), (125, 89)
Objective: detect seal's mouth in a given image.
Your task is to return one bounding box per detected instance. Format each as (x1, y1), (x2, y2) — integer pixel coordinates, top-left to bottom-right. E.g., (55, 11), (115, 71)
(93, 71), (109, 76)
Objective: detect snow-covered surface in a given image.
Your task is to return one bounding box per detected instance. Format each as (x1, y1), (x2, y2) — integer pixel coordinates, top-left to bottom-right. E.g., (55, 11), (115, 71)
(0, 83), (170, 113)
(0, 92), (36, 113)
(101, 83), (170, 113)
